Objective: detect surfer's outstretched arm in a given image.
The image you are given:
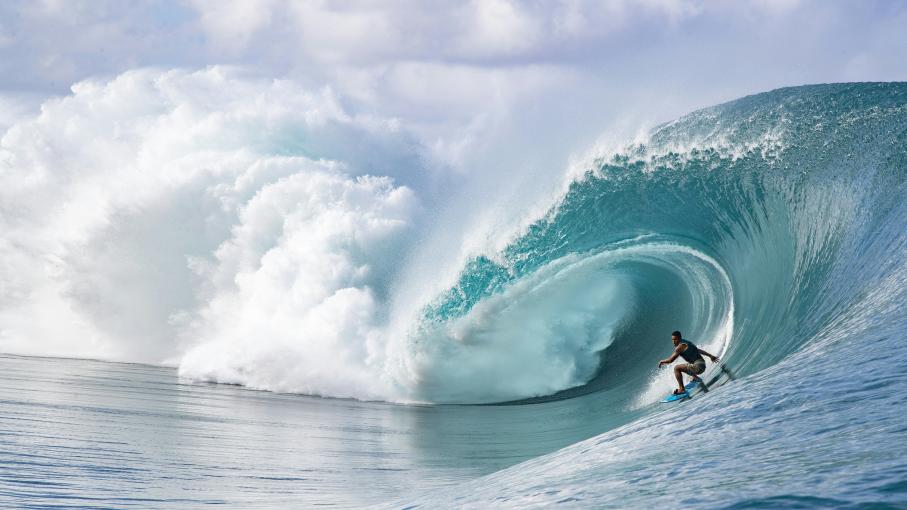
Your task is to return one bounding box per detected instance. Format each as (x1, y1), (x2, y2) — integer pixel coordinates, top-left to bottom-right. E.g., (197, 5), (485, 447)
(658, 344), (685, 366)
(698, 349), (720, 362)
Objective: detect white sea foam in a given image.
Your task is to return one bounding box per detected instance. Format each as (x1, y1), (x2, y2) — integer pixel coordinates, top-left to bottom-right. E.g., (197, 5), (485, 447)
(0, 68), (422, 395)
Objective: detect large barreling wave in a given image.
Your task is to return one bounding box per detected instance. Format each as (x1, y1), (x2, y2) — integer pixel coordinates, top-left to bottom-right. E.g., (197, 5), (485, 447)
(384, 82), (907, 404)
(2, 76), (906, 407)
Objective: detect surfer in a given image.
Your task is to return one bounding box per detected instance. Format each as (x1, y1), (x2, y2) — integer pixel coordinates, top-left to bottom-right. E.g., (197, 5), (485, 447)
(658, 331), (719, 395)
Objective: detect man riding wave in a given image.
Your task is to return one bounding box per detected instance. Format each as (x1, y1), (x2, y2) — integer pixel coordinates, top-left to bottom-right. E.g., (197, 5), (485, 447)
(658, 330), (720, 395)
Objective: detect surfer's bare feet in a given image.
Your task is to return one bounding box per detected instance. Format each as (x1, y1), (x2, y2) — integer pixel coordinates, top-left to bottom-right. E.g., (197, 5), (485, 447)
(673, 388), (686, 395)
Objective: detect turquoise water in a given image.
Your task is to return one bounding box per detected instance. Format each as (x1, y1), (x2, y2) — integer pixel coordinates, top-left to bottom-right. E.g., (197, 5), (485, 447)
(391, 82), (907, 507)
(2, 83), (907, 508)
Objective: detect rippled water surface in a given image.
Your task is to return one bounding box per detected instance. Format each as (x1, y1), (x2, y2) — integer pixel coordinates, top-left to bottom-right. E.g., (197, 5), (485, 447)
(0, 354), (646, 508)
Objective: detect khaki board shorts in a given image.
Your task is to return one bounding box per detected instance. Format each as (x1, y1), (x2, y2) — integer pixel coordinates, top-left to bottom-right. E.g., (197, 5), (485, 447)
(679, 359), (706, 375)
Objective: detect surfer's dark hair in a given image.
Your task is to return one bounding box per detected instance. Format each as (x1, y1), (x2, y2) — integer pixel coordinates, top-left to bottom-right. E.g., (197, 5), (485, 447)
(672, 330), (682, 338)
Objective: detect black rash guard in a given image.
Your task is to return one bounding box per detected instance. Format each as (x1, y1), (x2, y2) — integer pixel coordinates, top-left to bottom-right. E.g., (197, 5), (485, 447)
(679, 340), (705, 363)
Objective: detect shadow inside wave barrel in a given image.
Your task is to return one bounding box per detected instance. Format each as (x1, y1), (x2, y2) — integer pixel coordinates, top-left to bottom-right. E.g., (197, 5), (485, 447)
(485, 262), (697, 406)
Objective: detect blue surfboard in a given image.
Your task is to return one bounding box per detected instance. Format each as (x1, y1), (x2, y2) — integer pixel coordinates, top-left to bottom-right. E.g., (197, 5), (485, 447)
(662, 391), (689, 402)
(661, 380), (702, 403)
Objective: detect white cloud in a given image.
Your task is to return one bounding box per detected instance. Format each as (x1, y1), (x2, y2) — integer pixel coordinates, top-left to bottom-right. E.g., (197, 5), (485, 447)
(191, 0), (278, 54)
(288, 2), (404, 63)
(455, 0), (541, 57)
(3, 1), (904, 139)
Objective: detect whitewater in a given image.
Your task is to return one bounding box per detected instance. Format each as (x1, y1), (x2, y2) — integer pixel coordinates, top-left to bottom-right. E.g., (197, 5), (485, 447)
(1, 77), (906, 508)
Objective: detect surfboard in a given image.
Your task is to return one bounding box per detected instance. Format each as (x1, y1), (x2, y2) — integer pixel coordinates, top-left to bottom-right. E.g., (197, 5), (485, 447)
(662, 391), (690, 403)
(661, 379), (703, 403)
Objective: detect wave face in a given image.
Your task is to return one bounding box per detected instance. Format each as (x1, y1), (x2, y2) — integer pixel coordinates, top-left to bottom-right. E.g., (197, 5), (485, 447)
(381, 84), (907, 509)
(3, 78), (906, 407)
(393, 82), (907, 404)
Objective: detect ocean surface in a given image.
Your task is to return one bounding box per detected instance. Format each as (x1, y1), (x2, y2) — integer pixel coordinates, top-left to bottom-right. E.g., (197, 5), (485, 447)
(2, 83), (907, 508)
(0, 354), (485, 506)
(0, 353), (640, 508)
